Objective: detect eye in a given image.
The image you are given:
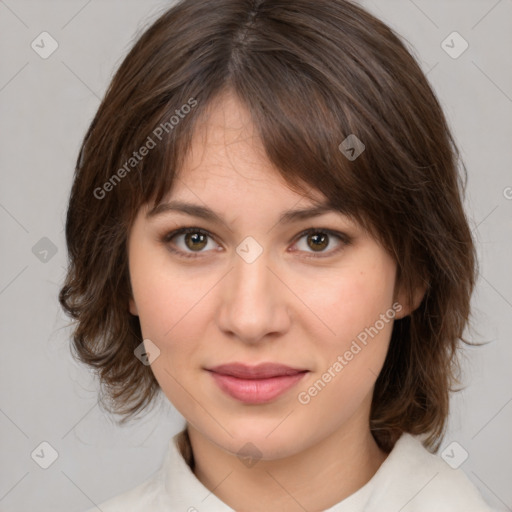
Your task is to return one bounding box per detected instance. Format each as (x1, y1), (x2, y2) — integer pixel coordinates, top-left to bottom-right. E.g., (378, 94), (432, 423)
(162, 227), (220, 259)
(290, 228), (350, 258)
(161, 227), (351, 259)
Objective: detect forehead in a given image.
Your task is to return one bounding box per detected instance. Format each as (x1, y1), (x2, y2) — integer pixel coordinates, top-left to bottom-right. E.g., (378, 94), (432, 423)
(165, 91), (327, 208)
(178, 92), (274, 181)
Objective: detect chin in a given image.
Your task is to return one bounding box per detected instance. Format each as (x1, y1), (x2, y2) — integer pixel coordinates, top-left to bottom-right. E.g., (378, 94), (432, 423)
(205, 418), (307, 461)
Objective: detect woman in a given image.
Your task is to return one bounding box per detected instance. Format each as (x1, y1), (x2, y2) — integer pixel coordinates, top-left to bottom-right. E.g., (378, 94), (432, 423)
(59, 0), (495, 510)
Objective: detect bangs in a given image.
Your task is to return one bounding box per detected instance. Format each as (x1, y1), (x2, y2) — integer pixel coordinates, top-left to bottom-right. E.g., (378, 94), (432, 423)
(124, 90), (371, 235)
(139, 81), (368, 225)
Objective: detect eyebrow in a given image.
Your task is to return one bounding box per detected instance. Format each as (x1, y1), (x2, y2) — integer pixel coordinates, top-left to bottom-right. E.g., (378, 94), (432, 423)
(146, 200), (340, 227)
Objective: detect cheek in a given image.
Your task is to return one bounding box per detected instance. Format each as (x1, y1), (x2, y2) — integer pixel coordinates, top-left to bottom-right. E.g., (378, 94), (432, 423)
(293, 254), (397, 417)
(129, 247), (212, 373)
(295, 265), (396, 426)
(304, 257), (397, 350)
(130, 264), (170, 339)
(129, 255), (205, 412)
(129, 240), (189, 338)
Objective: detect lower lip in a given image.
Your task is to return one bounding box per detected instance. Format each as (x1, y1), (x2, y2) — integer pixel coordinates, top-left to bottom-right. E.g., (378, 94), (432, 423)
(208, 371), (308, 404)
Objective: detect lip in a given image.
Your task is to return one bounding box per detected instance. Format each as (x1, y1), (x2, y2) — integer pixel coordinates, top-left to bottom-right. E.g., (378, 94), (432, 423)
(206, 363), (309, 404)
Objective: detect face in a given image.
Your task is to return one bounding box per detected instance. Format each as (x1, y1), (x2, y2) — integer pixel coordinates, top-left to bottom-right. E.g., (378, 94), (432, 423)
(127, 91), (411, 460)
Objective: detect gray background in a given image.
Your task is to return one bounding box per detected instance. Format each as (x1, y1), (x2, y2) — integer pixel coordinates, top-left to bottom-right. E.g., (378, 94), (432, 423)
(0, 1), (511, 511)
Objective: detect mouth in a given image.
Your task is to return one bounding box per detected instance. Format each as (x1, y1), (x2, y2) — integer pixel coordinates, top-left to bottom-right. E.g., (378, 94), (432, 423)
(205, 362), (309, 404)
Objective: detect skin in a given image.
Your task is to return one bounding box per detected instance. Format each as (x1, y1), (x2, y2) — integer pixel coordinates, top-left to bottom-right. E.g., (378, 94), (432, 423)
(127, 90), (425, 512)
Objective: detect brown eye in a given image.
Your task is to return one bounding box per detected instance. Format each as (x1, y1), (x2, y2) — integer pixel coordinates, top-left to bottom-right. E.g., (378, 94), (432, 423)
(162, 227), (219, 259)
(292, 228), (349, 258)
(162, 226), (350, 260)
(306, 232), (329, 252)
(183, 231), (208, 251)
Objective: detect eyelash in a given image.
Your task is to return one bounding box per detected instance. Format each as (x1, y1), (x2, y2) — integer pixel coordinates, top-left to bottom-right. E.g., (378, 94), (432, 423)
(160, 227), (351, 260)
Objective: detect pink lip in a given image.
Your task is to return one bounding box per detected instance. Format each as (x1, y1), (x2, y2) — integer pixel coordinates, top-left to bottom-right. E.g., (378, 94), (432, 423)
(206, 363), (309, 404)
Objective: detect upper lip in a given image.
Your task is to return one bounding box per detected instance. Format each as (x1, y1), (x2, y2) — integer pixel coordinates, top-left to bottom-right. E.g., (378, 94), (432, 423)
(207, 363), (309, 379)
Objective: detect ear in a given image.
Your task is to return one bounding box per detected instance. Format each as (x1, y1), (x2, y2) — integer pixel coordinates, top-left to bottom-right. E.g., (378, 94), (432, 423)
(129, 297), (139, 316)
(393, 277), (428, 320)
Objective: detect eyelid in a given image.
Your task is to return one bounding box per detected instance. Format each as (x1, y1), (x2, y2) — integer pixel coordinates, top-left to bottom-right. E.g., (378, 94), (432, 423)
(161, 226), (351, 259)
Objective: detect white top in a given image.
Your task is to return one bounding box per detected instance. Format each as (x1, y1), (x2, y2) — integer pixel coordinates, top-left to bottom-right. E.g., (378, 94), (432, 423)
(86, 430), (495, 512)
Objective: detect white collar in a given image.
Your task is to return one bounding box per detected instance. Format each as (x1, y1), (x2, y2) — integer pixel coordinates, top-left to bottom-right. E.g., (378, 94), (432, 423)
(93, 429), (494, 511)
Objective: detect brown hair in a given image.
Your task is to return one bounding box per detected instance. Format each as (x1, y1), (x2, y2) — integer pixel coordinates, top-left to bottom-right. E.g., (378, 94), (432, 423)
(59, 0), (478, 453)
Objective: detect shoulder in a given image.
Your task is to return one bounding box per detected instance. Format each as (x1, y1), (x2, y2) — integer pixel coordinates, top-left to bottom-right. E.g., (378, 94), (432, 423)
(367, 433), (495, 512)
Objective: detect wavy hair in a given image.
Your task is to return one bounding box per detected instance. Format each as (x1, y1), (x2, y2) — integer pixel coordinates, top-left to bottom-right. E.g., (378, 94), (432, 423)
(59, 0), (478, 452)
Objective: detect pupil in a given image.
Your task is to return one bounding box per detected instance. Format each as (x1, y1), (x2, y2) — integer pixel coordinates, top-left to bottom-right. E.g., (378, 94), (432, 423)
(186, 232), (207, 251)
(309, 233), (328, 251)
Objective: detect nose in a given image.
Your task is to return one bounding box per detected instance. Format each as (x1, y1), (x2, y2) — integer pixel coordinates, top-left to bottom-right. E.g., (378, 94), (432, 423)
(216, 248), (291, 345)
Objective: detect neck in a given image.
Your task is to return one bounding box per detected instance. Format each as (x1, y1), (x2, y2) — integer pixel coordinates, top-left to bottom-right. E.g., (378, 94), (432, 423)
(184, 418), (389, 512)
